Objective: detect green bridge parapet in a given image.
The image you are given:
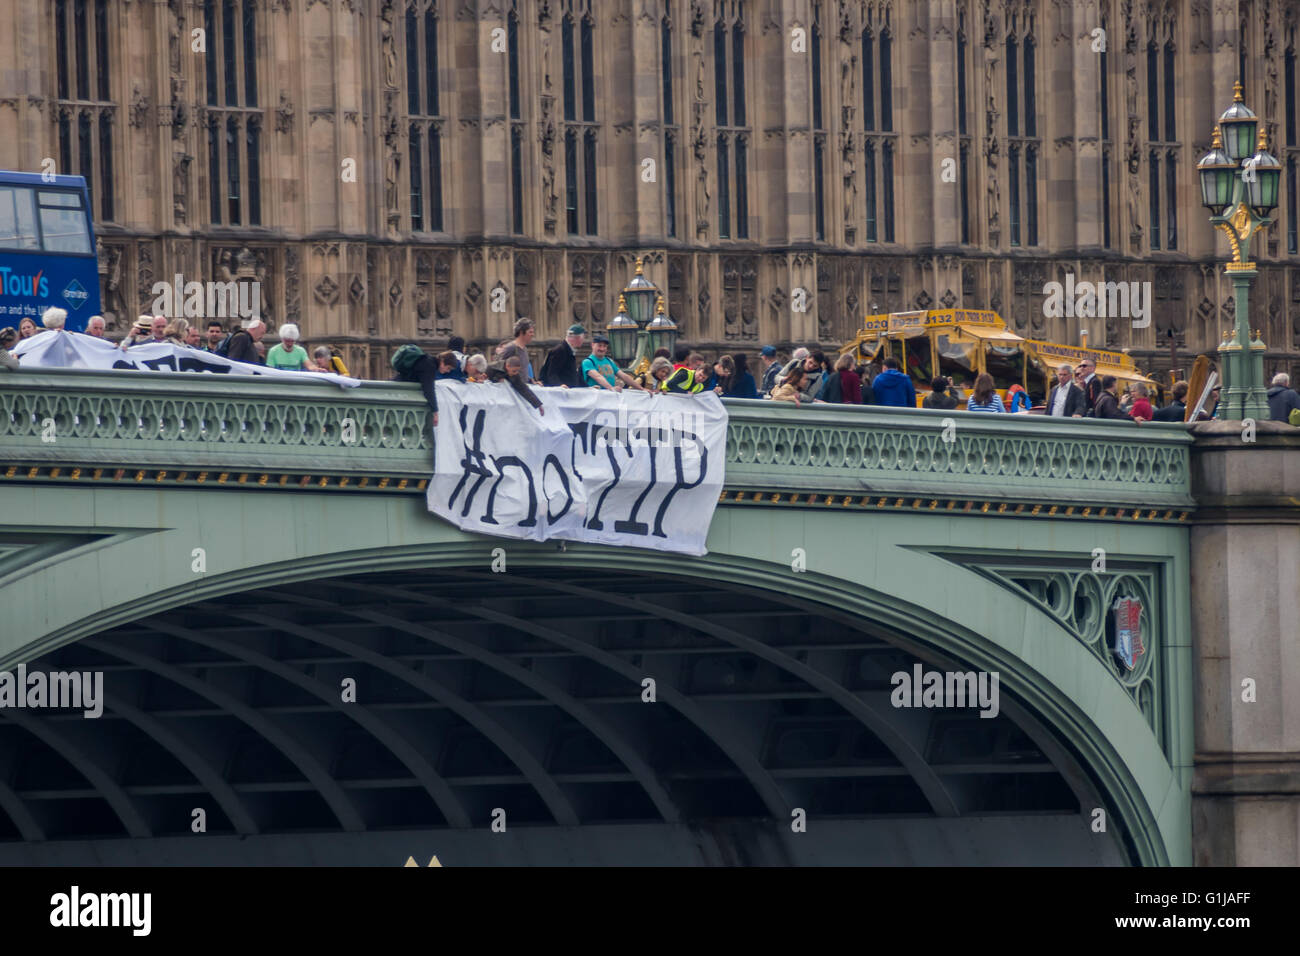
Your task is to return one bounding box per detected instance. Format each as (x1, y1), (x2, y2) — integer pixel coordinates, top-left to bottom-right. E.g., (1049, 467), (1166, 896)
(0, 369), (1194, 510)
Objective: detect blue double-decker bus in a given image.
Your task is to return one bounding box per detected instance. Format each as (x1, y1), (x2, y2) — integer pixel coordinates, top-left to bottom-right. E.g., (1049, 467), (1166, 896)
(0, 170), (101, 332)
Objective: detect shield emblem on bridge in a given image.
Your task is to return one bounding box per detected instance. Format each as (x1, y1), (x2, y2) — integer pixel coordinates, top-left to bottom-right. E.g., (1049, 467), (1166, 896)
(1112, 596), (1145, 671)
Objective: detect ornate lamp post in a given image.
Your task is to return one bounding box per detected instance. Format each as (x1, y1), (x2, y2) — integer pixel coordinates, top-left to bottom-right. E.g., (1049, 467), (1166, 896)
(606, 257), (676, 375)
(1196, 82), (1281, 420)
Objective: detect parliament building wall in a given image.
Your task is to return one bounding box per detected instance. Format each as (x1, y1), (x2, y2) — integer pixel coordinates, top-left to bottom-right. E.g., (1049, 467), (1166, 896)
(3, 0), (1300, 382)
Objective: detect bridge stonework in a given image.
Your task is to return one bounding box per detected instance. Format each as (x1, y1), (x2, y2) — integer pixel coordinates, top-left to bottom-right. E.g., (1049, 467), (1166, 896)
(1187, 422), (1300, 867)
(0, 371), (1288, 866)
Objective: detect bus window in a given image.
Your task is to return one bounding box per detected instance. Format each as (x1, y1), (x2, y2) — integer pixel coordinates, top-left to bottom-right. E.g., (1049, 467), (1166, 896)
(984, 342), (1026, 391)
(0, 186), (39, 251)
(37, 191), (91, 254)
(903, 335), (934, 384)
(935, 334), (977, 392)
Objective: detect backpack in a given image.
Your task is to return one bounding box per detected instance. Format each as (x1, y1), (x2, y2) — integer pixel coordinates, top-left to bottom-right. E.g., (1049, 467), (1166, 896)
(1289, 407), (1300, 427)
(391, 344), (425, 377)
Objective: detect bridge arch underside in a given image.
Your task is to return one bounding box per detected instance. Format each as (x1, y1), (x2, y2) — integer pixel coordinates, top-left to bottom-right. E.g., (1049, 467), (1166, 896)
(0, 564), (1138, 866)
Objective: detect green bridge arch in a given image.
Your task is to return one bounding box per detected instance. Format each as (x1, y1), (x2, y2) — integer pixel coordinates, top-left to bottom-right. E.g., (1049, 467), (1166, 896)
(0, 371), (1193, 865)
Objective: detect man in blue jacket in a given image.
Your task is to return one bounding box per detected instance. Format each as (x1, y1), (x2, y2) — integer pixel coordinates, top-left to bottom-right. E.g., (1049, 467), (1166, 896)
(871, 356), (916, 408)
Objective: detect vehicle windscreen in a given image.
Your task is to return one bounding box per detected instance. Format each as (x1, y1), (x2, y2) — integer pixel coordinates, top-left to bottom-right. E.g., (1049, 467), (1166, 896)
(936, 334), (978, 392)
(984, 342), (1026, 391)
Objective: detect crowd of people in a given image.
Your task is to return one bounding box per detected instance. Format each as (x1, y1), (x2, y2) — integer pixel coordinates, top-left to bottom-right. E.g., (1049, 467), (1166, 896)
(0, 309), (351, 377)
(5, 307), (1300, 427)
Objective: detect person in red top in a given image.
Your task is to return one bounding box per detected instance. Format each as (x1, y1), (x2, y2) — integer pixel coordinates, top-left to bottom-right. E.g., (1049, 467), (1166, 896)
(1129, 382), (1154, 422)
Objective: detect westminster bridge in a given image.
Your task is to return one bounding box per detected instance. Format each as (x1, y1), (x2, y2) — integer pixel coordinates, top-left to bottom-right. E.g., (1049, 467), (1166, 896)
(0, 369), (1295, 867)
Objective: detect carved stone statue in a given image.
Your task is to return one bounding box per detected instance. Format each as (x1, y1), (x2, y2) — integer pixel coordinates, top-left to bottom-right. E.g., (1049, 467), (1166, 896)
(695, 51), (705, 101)
(695, 163), (710, 236)
(1126, 149), (1144, 247)
(840, 49), (855, 109)
(173, 152), (191, 224)
(384, 147), (399, 217)
(839, 130), (854, 213)
(381, 10), (399, 91)
(985, 135), (1000, 238)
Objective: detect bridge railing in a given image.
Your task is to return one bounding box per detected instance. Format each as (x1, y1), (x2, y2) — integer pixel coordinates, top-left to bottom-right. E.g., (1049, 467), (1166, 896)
(0, 369), (1193, 508)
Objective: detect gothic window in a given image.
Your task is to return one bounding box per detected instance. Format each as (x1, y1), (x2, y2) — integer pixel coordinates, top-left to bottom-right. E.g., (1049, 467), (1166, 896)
(581, 16), (595, 121)
(812, 3), (826, 240)
(1149, 150), (1161, 250)
(814, 138), (826, 241)
(1147, 40), (1159, 140)
(1287, 42), (1296, 147)
(206, 0), (257, 108)
(1006, 11), (1039, 247)
(864, 142), (877, 242)
(404, 2), (444, 234)
(862, 23), (874, 130)
(1286, 30), (1299, 253)
(508, 6), (520, 120)
(714, 5), (749, 240)
(562, 14), (576, 120)
(511, 126), (524, 235)
(583, 129), (598, 235)
(1289, 157), (1298, 254)
(565, 129), (579, 233)
(409, 124), (423, 230)
(1009, 143), (1021, 246)
(863, 5), (896, 243)
(960, 142), (971, 244)
(957, 3), (973, 242)
(957, 7), (968, 136)
(879, 26), (892, 131)
(881, 141), (895, 242)
(1146, 19), (1180, 250)
(1023, 37), (1035, 137)
(1006, 34), (1018, 136)
(1102, 146), (1112, 249)
(717, 136), (731, 239)
(663, 16), (678, 238)
(812, 9), (823, 130)
(1101, 12), (1113, 248)
(203, 0), (261, 226)
(562, 7), (599, 236)
(53, 0), (116, 222)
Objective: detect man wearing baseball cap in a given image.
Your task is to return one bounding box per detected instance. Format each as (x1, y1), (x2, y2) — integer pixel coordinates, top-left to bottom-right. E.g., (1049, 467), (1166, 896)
(583, 334), (645, 392)
(758, 345), (782, 396)
(540, 323), (586, 388)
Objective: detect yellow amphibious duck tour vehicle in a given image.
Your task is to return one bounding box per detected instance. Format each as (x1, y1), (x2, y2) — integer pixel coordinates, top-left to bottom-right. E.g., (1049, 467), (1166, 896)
(838, 308), (1162, 408)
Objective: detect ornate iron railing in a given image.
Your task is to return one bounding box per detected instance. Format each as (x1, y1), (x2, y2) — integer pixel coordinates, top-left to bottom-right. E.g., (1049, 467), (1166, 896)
(0, 369), (1193, 508)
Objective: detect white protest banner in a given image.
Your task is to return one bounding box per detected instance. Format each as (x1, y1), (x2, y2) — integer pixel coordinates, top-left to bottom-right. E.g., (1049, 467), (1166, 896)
(429, 383), (726, 556)
(12, 330), (359, 387)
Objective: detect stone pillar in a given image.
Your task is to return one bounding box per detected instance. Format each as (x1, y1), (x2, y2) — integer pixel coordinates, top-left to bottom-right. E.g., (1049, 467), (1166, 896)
(1189, 421), (1300, 866)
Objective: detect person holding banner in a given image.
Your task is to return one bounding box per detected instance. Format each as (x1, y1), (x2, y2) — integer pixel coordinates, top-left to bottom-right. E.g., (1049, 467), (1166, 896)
(664, 356), (710, 395)
(583, 335), (646, 392)
(487, 354), (546, 413)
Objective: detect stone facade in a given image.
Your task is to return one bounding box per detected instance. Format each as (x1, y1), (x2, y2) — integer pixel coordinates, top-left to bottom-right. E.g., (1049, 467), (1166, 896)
(3, 0), (1300, 381)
